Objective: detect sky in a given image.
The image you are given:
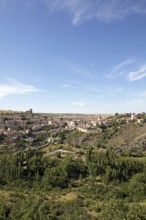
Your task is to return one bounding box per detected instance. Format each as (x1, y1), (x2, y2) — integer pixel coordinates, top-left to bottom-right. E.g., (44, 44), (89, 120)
(0, 0), (146, 114)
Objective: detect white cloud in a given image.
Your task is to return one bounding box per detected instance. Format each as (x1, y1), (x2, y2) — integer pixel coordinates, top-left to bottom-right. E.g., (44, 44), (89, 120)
(43, 0), (146, 24)
(44, 0), (91, 25)
(108, 58), (137, 79)
(127, 65), (146, 81)
(108, 58), (146, 82)
(0, 79), (39, 98)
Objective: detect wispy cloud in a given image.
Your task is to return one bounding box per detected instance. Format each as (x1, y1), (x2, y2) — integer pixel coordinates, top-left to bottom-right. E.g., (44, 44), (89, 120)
(105, 86), (123, 96)
(120, 98), (144, 107)
(2, 0), (146, 24)
(88, 85), (123, 99)
(35, 78), (44, 82)
(44, 0), (91, 25)
(44, 0), (146, 24)
(63, 60), (94, 79)
(108, 57), (137, 79)
(1, 0), (146, 24)
(71, 100), (90, 107)
(88, 86), (101, 93)
(127, 89), (146, 98)
(139, 90), (146, 97)
(107, 58), (146, 82)
(95, 0), (146, 23)
(0, 79), (39, 98)
(0, 0), (38, 11)
(61, 83), (77, 89)
(127, 65), (146, 81)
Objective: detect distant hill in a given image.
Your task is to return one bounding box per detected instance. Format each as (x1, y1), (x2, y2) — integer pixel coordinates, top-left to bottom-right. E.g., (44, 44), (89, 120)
(39, 113), (113, 119)
(0, 110), (19, 114)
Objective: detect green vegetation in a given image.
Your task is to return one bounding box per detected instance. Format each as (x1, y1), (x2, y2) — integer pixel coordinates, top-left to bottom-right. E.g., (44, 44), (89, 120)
(1, 148), (146, 219)
(1, 111), (146, 218)
(0, 133), (6, 142)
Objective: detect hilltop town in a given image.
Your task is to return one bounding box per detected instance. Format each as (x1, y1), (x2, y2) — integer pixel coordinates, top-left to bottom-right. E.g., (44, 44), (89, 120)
(0, 109), (146, 153)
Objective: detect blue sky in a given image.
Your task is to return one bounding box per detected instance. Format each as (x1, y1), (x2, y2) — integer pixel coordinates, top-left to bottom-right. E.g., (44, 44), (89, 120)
(0, 0), (146, 113)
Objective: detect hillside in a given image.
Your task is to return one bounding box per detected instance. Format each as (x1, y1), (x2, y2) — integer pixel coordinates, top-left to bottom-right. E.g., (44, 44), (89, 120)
(62, 123), (146, 154)
(1, 114), (146, 219)
(107, 123), (146, 152)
